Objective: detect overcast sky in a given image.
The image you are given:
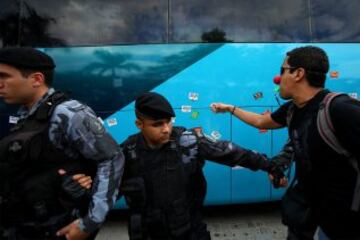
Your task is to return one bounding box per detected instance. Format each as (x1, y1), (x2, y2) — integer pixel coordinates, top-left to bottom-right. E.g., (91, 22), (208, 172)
(1, 0), (360, 45)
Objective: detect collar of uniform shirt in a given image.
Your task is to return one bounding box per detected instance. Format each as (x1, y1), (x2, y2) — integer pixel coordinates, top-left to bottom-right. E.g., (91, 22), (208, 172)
(17, 88), (56, 120)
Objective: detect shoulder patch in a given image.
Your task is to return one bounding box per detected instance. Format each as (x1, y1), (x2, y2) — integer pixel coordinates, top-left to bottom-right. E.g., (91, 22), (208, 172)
(179, 131), (197, 147)
(89, 119), (105, 135)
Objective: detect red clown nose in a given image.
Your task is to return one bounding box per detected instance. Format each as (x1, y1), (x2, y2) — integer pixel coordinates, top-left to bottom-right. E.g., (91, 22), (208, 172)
(273, 75), (281, 85)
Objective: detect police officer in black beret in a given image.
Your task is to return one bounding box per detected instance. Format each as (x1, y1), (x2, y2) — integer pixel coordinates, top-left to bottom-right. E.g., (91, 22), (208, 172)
(117, 91), (286, 240)
(0, 47), (124, 240)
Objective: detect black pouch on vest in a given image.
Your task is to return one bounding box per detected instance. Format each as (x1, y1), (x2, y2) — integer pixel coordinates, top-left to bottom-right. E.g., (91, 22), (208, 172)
(168, 197), (191, 237)
(122, 177), (146, 208)
(146, 209), (167, 238)
(281, 182), (313, 229)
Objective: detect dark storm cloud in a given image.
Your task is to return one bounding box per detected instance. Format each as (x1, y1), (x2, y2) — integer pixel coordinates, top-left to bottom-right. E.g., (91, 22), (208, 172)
(24, 0), (168, 45)
(311, 0), (360, 42)
(170, 0), (311, 42)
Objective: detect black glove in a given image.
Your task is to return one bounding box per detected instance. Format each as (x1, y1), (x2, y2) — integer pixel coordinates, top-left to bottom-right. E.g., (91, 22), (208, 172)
(61, 175), (90, 201)
(267, 161), (286, 189)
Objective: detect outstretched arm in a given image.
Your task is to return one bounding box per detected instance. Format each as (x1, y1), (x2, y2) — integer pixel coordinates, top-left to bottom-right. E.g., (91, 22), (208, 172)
(210, 103), (282, 129)
(195, 131), (284, 179)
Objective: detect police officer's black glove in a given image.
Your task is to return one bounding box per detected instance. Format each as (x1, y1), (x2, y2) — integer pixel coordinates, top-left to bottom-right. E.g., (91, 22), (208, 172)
(266, 161), (286, 189)
(61, 175), (91, 201)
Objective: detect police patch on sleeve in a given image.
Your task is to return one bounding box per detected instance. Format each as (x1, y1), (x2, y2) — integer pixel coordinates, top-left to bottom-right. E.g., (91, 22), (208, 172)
(9, 140), (22, 152)
(86, 118), (105, 135)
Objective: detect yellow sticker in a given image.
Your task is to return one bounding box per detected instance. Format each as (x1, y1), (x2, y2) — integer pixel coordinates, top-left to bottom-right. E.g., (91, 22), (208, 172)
(191, 111), (200, 119)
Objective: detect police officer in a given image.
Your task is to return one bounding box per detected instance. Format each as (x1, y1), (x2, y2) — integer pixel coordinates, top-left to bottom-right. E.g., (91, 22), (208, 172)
(119, 92), (285, 240)
(0, 47), (124, 240)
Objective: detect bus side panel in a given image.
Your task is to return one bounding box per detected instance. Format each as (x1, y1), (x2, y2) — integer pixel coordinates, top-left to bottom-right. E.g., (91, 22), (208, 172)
(231, 107), (272, 203)
(270, 127), (290, 200)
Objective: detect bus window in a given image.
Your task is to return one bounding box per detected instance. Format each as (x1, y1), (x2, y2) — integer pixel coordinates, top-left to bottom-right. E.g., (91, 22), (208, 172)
(170, 0), (311, 43)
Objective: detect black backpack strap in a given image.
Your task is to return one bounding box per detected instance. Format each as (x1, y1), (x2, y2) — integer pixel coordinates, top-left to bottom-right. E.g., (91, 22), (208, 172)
(317, 92), (360, 211)
(36, 91), (69, 121)
(171, 126), (190, 153)
(286, 103), (295, 127)
(350, 157), (360, 211)
(317, 93), (350, 156)
(124, 134), (143, 176)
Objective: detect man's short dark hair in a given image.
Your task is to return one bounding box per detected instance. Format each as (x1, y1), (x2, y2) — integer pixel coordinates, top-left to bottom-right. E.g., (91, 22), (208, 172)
(17, 67), (54, 86)
(287, 46), (329, 87)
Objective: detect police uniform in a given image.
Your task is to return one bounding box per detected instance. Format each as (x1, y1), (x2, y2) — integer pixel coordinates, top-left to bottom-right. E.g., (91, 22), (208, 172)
(120, 92), (283, 240)
(0, 48), (124, 239)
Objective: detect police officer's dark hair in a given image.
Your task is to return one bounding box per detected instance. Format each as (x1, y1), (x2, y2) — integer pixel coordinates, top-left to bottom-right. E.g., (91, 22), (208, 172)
(17, 67), (54, 87)
(135, 109), (146, 120)
(286, 46), (329, 88)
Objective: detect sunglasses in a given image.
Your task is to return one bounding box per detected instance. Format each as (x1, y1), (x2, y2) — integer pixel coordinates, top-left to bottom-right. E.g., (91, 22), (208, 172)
(280, 66), (297, 75)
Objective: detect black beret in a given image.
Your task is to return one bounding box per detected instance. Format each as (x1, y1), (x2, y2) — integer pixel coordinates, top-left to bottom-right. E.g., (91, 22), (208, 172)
(0, 47), (55, 69)
(135, 92), (175, 120)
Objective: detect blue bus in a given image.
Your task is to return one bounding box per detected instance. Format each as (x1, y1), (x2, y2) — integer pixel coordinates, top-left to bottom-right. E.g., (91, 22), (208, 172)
(1, 0), (360, 208)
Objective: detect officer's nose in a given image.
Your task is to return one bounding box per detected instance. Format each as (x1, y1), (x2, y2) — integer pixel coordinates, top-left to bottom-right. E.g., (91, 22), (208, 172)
(162, 122), (171, 133)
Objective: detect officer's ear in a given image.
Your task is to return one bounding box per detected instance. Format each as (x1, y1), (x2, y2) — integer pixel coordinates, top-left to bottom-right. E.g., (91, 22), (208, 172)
(29, 72), (45, 88)
(135, 118), (144, 130)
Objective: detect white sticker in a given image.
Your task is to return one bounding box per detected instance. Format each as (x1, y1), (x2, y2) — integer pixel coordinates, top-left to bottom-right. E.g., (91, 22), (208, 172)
(188, 92), (199, 101)
(349, 92), (358, 99)
(181, 105), (192, 113)
(211, 130), (221, 140)
(9, 116), (19, 124)
(107, 118), (118, 127)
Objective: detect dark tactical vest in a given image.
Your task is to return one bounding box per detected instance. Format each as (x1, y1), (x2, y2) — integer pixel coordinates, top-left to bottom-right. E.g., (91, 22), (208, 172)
(0, 91), (94, 227)
(121, 127), (207, 240)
